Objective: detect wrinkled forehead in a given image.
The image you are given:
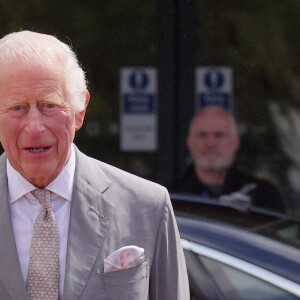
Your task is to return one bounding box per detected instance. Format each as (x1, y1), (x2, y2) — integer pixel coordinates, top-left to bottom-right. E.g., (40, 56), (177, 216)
(0, 60), (68, 107)
(190, 111), (236, 134)
(0, 58), (65, 83)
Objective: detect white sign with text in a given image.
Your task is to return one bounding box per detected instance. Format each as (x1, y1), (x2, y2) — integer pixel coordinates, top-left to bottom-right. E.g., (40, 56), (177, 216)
(195, 66), (233, 111)
(120, 67), (158, 151)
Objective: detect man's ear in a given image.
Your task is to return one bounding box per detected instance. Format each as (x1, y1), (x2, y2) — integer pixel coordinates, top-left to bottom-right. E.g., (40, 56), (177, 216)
(75, 91), (90, 131)
(234, 134), (241, 152)
(186, 135), (192, 152)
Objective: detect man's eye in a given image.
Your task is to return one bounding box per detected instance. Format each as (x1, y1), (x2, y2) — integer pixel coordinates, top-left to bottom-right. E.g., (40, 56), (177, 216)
(7, 104), (27, 117)
(215, 132), (225, 138)
(45, 103), (55, 108)
(12, 105), (23, 110)
(197, 133), (207, 139)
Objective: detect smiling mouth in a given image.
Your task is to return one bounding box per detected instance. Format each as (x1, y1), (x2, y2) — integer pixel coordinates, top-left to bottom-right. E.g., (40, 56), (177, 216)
(27, 147), (51, 153)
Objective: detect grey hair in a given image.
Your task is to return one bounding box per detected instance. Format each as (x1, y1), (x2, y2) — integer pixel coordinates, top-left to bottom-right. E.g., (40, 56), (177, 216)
(0, 31), (87, 112)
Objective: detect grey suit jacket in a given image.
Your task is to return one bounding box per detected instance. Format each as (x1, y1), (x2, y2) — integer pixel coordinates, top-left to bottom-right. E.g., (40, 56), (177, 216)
(0, 146), (189, 299)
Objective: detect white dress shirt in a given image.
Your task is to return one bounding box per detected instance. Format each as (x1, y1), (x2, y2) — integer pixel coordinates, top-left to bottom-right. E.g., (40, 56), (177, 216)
(8, 145), (76, 299)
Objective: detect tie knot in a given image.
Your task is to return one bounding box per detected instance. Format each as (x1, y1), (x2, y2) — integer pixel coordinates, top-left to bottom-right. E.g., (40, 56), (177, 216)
(32, 189), (51, 209)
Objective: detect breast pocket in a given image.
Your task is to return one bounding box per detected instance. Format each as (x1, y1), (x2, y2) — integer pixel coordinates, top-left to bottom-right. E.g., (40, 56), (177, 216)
(101, 261), (149, 300)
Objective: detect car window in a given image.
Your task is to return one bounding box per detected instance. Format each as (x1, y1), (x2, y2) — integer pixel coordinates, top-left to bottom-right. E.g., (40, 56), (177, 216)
(184, 249), (228, 300)
(255, 219), (300, 248)
(200, 255), (298, 300)
(172, 194), (284, 230)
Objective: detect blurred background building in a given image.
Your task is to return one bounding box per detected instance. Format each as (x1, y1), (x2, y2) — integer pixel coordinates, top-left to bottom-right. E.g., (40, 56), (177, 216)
(1, 0), (300, 215)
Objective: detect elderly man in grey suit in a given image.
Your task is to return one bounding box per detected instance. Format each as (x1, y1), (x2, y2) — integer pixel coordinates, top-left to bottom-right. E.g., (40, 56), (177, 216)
(0, 31), (189, 299)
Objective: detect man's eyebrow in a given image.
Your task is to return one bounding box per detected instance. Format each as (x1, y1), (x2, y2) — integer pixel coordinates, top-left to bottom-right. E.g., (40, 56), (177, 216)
(195, 131), (207, 135)
(2, 98), (25, 106)
(41, 96), (66, 106)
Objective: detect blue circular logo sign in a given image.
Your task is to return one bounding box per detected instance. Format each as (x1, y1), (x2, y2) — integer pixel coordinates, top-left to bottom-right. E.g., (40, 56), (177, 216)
(129, 71), (148, 89)
(204, 70), (224, 89)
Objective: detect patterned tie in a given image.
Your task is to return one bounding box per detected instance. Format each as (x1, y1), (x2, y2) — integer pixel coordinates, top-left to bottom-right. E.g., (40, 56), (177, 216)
(26, 189), (59, 300)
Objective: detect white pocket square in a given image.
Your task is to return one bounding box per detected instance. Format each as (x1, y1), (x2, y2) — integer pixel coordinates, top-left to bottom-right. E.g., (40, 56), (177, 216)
(104, 245), (145, 273)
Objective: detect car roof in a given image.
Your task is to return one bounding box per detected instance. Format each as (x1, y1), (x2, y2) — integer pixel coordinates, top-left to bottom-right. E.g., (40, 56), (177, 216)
(172, 193), (300, 284)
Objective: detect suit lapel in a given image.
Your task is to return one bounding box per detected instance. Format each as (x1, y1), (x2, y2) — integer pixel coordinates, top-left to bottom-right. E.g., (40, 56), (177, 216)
(0, 154), (28, 299)
(63, 148), (115, 300)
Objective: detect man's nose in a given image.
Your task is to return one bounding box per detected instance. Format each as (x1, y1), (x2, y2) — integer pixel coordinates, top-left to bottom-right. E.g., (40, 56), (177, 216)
(205, 135), (217, 146)
(24, 106), (45, 136)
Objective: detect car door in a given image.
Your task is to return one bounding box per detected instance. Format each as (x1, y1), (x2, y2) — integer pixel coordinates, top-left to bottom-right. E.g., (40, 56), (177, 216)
(183, 239), (300, 300)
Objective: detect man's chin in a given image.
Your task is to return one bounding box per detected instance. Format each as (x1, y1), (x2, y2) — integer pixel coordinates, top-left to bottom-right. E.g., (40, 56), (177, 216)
(20, 166), (58, 186)
(195, 159), (231, 171)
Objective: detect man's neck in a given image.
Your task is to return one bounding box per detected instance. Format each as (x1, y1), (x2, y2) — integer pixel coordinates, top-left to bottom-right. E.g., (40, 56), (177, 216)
(194, 166), (227, 186)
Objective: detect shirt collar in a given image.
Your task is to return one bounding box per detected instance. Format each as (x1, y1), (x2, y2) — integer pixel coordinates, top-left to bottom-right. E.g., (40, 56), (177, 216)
(7, 144), (76, 203)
